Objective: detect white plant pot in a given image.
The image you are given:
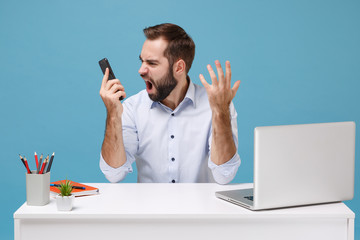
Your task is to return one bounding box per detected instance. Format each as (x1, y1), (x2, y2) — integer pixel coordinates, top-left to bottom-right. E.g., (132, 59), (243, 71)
(56, 195), (75, 211)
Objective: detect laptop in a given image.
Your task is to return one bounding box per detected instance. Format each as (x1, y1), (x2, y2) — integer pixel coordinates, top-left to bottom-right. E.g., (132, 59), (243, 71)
(215, 121), (356, 210)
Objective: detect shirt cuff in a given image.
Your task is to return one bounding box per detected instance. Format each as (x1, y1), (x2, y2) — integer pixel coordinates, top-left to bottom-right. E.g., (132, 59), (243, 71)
(99, 152), (133, 183)
(208, 152), (241, 185)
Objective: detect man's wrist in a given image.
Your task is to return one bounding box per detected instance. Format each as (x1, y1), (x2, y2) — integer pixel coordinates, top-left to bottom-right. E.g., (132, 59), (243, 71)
(211, 106), (231, 119)
(107, 109), (122, 120)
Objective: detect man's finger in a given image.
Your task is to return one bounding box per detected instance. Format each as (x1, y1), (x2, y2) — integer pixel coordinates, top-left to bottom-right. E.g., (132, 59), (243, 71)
(199, 74), (210, 90)
(109, 83), (125, 94)
(225, 61), (232, 89)
(215, 60), (225, 85)
(115, 91), (126, 101)
(207, 64), (218, 86)
(231, 80), (241, 99)
(105, 79), (121, 91)
(101, 68), (109, 88)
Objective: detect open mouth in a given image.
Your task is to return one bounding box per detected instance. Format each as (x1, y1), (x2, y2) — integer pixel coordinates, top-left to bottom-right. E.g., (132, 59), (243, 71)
(146, 80), (153, 91)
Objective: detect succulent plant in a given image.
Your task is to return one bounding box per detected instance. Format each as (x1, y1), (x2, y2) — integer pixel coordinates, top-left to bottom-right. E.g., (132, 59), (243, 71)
(57, 180), (73, 197)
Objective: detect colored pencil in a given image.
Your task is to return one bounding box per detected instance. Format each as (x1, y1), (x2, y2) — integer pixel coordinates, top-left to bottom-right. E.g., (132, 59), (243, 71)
(23, 156), (31, 174)
(34, 152), (39, 170)
(43, 155), (49, 173)
(46, 152), (55, 173)
(39, 156), (48, 174)
(37, 153), (43, 173)
(18, 154), (26, 168)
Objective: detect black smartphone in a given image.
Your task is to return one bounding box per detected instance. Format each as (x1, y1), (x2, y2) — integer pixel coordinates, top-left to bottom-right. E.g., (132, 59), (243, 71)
(99, 58), (124, 100)
(99, 58), (116, 80)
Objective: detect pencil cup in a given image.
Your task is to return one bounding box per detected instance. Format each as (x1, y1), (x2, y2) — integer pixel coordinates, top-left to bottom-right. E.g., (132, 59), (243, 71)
(26, 171), (50, 206)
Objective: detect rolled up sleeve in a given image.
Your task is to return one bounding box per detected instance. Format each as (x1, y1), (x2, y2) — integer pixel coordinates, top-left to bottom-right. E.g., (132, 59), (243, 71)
(99, 99), (138, 183)
(208, 152), (241, 184)
(208, 101), (241, 184)
(99, 152), (133, 183)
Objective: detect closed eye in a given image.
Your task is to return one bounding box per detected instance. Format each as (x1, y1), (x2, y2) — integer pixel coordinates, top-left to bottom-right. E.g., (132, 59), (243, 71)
(139, 55), (159, 66)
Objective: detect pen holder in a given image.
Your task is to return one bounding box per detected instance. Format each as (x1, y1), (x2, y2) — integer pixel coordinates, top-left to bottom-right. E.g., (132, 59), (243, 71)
(26, 171), (50, 206)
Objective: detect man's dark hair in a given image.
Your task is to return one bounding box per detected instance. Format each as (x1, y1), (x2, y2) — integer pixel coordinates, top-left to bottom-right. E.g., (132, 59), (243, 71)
(143, 23), (195, 74)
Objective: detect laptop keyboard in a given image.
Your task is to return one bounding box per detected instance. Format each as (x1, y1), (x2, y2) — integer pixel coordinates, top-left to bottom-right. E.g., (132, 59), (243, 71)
(244, 196), (253, 201)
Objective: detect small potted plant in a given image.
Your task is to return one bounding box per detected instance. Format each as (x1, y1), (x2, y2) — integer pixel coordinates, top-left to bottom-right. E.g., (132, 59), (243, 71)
(55, 180), (75, 211)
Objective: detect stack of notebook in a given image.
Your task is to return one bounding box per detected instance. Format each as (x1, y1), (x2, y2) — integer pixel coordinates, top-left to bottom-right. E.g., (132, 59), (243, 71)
(50, 180), (99, 197)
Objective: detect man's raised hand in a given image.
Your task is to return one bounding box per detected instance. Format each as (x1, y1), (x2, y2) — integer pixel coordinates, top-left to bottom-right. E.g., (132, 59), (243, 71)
(199, 60), (240, 114)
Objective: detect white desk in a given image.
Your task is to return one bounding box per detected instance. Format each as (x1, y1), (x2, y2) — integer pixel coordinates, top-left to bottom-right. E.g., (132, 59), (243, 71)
(14, 183), (355, 240)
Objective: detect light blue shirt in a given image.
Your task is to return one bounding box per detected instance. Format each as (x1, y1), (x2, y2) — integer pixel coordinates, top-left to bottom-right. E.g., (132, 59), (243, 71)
(100, 80), (241, 184)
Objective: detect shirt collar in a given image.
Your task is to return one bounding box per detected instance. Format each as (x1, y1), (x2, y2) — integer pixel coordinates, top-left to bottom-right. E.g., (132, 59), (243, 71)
(149, 76), (196, 109)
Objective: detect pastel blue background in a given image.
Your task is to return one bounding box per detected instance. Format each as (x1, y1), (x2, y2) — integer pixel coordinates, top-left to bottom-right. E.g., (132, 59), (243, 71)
(1, 0), (359, 239)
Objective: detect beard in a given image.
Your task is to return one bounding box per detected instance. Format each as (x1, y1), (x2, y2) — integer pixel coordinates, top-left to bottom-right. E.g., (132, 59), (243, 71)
(147, 67), (178, 102)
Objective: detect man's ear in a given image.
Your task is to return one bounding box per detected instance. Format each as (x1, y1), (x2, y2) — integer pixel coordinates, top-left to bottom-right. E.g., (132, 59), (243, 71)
(173, 59), (186, 76)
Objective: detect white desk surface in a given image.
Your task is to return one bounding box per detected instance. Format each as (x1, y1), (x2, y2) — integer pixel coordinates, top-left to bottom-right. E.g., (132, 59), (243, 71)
(14, 183), (355, 220)
(14, 183), (355, 240)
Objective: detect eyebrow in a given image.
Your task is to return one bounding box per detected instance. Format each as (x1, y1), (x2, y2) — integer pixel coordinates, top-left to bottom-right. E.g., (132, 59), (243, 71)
(139, 55), (160, 64)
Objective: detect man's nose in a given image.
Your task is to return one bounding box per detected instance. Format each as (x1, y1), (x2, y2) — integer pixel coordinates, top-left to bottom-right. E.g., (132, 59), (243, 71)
(138, 63), (149, 76)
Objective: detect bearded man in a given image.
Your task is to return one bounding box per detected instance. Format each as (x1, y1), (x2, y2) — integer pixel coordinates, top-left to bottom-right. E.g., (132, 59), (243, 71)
(99, 23), (241, 184)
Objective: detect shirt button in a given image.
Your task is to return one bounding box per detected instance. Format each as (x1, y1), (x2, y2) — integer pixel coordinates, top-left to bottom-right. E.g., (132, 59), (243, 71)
(171, 135), (174, 139)
(172, 180), (175, 183)
(171, 157), (175, 161)
(171, 113), (175, 116)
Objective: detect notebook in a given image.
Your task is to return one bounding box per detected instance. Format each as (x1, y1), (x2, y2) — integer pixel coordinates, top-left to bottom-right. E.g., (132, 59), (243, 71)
(216, 121), (355, 210)
(50, 180), (99, 197)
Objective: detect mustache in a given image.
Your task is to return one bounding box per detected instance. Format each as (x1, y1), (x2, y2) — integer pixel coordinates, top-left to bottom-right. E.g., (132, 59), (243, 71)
(140, 74), (156, 85)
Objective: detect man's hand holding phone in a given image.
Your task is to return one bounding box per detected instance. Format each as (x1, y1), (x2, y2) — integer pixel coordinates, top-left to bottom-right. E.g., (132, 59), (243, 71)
(99, 67), (126, 117)
(99, 59), (127, 169)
